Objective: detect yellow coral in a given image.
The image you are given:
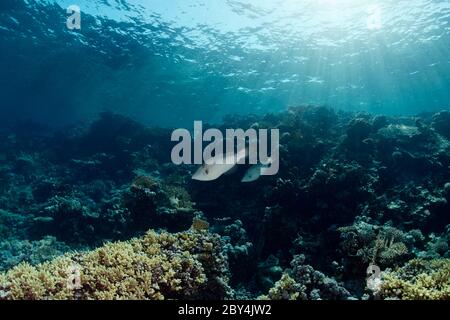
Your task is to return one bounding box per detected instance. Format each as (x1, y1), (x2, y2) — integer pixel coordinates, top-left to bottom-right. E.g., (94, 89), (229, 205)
(259, 274), (305, 300)
(0, 230), (229, 300)
(378, 259), (450, 300)
(191, 217), (210, 232)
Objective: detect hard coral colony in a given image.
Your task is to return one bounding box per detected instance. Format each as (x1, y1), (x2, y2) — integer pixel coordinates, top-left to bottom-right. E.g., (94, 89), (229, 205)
(0, 106), (449, 300)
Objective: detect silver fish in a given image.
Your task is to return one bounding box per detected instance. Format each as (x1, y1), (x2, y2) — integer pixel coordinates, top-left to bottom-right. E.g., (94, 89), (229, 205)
(192, 147), (247, 181)
(241, 157), (273, 183)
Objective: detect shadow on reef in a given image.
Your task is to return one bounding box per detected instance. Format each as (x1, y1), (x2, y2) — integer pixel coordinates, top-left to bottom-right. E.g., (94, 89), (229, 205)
(0, 106), (449, 299)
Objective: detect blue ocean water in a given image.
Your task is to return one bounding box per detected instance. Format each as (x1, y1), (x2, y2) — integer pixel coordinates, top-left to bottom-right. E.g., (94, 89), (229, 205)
(1, 0), (449, 127)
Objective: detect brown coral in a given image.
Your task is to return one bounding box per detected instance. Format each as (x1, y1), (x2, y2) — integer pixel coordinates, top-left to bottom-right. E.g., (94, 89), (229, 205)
(131, 175), (159, 191)
(378, 258), (450, 300)
(0, 230), (231, 300)
(259, 274), (305, 300)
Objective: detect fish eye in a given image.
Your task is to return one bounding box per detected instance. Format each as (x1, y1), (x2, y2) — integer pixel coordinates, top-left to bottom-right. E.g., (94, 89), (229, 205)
(205, 169), (209, 174)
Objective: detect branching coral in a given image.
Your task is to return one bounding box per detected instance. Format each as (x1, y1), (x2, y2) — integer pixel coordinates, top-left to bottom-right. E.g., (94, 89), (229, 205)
(261, 274), (304, 300)
(0, 230), (231, 300)
(377, 259), (450, 300)
(339, 222), (410, 267)
(373, 228), (409, 266)
(260, 255), (351, 300)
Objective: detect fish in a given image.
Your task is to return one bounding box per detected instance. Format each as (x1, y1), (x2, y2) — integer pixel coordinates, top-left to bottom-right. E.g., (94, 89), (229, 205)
(241, 158), (273, 183)
(192, 147), (247, 181)
(241, 164), (263, 182)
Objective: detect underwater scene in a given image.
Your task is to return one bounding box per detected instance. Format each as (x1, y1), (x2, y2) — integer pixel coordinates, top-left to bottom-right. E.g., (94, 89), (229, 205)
(0, 0), (449, 302)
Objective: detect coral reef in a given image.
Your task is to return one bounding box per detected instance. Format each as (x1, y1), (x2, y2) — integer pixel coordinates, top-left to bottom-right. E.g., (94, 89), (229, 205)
(377, 258), (450, 300)
(338, 221), (412, 268)
(261, 254), (351, 300)
(0, 236), (70, 272)
(0, 106), (449, 299)
(0, 230), (231, 300)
